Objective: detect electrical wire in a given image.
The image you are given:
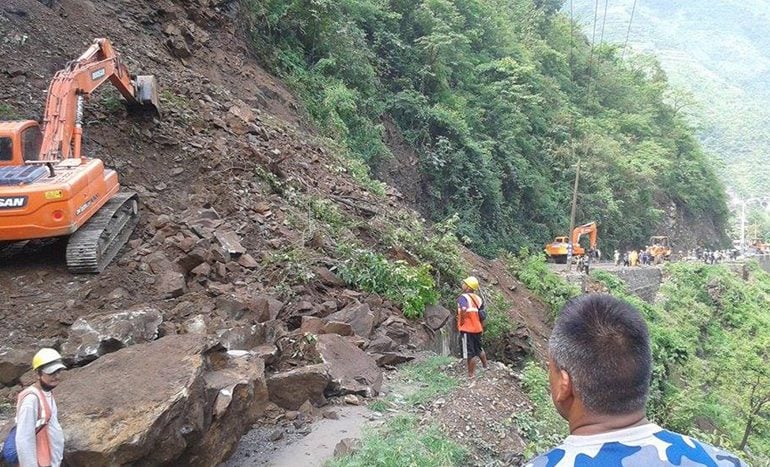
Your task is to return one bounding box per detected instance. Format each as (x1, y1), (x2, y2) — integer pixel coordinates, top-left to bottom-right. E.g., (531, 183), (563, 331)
(622, 0), (638, 60)
(599, 0), (610, 44)
(586, 0), (601, 102)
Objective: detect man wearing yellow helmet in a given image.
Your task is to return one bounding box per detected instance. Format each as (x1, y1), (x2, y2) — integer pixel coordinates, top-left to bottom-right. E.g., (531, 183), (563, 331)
(13, 348), (66, 467)
(458, 276), (489, 379)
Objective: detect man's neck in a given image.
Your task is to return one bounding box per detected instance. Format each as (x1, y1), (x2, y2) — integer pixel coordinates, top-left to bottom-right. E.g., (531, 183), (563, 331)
(569, 411), (648, 436)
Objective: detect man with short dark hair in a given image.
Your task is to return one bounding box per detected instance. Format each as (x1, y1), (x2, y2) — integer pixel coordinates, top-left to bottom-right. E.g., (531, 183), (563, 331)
(525, 294), (746, 466)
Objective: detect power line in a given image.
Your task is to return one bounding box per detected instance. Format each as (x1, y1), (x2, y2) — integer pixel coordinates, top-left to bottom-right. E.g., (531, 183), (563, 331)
(586, 0), (601, 102)
(622, 0), (638, 60)
(599, 0), (610, 45)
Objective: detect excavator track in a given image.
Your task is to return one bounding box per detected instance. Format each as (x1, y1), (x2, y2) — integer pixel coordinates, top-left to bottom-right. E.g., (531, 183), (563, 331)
(66, 192), (139, 273)
(0, 241), (29, 261)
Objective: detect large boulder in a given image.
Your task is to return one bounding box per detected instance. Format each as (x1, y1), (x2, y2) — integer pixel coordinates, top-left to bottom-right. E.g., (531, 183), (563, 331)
(53, 335), (268, 466)
(216, 324), (265, 351)
(182, 350), (269, 465)
(61, 308), (163, 365)
(317, 334), (382, 397)
(323, 302), (376, 338)
(423, 304), (451, 331)
(0, 347), (33, 387)
(266, 364), (331, 410)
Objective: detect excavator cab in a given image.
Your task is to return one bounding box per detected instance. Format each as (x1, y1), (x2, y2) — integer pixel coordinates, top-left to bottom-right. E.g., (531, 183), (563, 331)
(0, 121), (43, 165)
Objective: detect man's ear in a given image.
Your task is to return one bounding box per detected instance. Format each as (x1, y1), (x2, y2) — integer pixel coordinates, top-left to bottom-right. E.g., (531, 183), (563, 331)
(548, 359), (573, 403)
(553, 368), (573, 403)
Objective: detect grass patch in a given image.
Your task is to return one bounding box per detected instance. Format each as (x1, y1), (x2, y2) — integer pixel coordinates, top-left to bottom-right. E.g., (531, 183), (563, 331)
(481, 288), (515, 342)
(99, 89), (125, 113)
(0, 103), (20, 120)
(326, 414), (467, 467)
(514, 360), (568, 459)
(399, 356), (458, 406)
(368, 399), (390, 413)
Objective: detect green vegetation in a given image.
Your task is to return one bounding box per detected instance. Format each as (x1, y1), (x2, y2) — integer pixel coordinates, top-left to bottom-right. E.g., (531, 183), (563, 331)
(399, 355), (459, 406)
(515, 361), (568, 458)
(336, 245), (438, 318)
(327, 414), (467, 467)
(368, 399), (390, 413)
(513, 263), (770, 463)
(505, 250), (580, 319)
(378, 212), (468, 299)
(243, 0), (728, 256)
(592, 263), (770, 463)
(330, 358), (465, 466)
(99, 90), (124, 113)
(0, 103), (20, 120)
(480, 288), (515, 342)
(571, 0), (770, 200)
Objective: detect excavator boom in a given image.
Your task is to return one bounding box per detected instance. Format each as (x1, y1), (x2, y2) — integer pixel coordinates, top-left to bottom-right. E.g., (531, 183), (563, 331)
(39, 38), (159, 161)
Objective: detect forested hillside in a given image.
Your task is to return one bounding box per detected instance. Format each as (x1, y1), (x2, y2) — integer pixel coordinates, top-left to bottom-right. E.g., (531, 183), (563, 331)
(243, 0), (729, 255)
(571, 0), (770, 200)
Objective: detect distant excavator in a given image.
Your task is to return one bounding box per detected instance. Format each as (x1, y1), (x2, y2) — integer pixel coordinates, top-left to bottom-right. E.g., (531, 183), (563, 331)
(0, 38), (159, 272)
(646, 236), (672, 264)
(544, 222), (598, 264)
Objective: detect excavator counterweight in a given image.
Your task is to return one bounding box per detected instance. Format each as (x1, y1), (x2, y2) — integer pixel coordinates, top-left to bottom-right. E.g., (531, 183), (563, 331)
(0, 38), (158, 272)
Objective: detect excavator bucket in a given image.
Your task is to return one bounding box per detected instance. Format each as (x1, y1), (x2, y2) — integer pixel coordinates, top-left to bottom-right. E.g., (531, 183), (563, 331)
(133, 75), (160, 117)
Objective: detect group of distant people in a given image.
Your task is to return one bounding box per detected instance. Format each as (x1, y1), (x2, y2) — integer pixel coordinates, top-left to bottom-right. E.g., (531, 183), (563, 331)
(612, 249), (661, 267)
(685, 248), (739, 264)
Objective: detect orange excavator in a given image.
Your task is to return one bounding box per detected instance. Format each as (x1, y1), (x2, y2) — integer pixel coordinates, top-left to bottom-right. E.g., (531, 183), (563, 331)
(646, 236), (672, 264)
(544, 222), (598, 263)
(0, 38), (159, 272)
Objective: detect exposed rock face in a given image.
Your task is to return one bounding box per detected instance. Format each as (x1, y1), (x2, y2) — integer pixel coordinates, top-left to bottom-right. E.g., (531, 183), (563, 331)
(316, 334), (382, 397)
(217, 324), (265, 351)
(53, 335), (268, 467)
(423, 304), (451, 330)
(324, 302), (376, 338)
(0, 347), (33, 387)
(182, 350), (269, 465)
(266, 364), (331, 410)
(61, 308), (163, 365)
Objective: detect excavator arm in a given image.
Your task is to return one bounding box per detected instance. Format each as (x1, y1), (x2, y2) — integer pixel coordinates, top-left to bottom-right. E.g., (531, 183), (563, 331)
(39, 38), (158, 161)
(572, 222), (598, 250)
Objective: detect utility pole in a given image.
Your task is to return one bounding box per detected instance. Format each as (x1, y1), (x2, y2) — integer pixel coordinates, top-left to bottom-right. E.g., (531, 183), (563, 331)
(741, 200), (746, 255)
(567, 158), (581, 271)
(739, 196), (769, 256)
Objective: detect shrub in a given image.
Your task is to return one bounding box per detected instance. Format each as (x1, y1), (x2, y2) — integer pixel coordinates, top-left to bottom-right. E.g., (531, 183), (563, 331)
(336, 245), (438, 319)
(505, 249), (579, 320)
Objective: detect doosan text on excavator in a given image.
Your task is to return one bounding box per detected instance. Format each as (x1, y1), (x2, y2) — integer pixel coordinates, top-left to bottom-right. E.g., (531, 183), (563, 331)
(0, 38), (158, 272)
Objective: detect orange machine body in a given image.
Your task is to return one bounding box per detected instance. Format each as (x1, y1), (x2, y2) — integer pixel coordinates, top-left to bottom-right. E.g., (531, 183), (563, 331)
(0, 120), (118, 240)
(544, 222), (598, 262)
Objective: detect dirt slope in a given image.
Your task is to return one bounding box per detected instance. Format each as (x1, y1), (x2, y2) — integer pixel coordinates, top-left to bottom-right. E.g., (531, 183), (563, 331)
(0, 0), (552, 406)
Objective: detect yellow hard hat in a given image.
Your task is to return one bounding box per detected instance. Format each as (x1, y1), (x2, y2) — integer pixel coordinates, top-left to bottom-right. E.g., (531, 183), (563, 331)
(32, 348), (65, 373)
(462, 276), (480, 291)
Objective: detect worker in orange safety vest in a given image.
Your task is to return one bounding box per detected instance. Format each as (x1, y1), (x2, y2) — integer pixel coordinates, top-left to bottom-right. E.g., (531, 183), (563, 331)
(457, 276), (489, 379)
(14, 348), (66, 467)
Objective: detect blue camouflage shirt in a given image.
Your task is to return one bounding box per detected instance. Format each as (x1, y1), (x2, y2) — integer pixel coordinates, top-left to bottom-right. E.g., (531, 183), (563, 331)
(525, 423), (746, 467)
